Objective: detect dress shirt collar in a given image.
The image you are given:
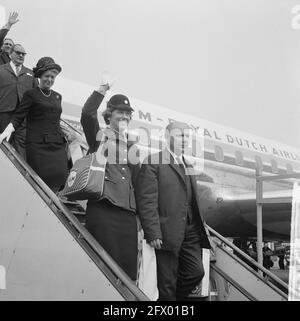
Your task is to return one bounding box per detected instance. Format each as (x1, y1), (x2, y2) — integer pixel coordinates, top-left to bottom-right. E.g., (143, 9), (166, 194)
(166, 146), (184, 165)
(10, 61), (22, 76)
(107, 126), (128, 143)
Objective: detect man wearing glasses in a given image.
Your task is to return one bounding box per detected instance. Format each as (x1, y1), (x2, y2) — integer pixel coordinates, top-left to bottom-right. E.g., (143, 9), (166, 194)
(0, 12), (19, 65)
(0, 44), (37, 158)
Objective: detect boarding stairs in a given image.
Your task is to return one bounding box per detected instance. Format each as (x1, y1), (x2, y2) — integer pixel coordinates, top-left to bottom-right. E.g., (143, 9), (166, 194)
(0, 121), (290, 301)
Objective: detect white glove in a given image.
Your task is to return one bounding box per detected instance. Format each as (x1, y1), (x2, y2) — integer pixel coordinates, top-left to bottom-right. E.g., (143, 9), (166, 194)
(98, 71), (117, 94)
(100, 71), (117, 88)
(0, 123), (15, 143)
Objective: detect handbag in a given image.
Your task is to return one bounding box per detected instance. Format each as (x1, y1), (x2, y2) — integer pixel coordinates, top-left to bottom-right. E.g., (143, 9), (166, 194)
(61, 146), (107, 201)
(137, 224), (158, 301)
(137, 239), (159, 301)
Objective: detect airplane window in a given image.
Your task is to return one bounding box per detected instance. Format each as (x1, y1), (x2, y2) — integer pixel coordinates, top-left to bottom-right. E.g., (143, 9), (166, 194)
(235, 151), (244, 166)
(255, 155), (263, 170)
(214, 145), (224, 161)
(286, 163), (294, 174)
(271, 159), (278, 173)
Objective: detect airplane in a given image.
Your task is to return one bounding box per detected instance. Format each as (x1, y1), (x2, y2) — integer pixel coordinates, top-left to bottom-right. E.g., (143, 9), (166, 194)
(52, 75), (300, 242)
(0, 3), (296, 301)
(0, 4), (298, 243)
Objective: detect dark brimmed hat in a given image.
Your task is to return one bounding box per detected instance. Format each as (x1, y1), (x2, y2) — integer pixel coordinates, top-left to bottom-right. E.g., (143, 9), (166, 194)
(33, 57), (62, 78)
(107, 94), (134, 112)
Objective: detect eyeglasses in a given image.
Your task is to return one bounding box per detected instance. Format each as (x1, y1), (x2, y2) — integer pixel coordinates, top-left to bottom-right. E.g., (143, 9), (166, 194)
(14, 51), (26, 56)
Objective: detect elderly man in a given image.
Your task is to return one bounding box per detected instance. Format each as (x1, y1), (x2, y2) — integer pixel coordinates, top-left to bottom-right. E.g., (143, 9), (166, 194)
(0, 12), (19, 65)
(136, 121), (211, 301)
(0, 43), (37, 158)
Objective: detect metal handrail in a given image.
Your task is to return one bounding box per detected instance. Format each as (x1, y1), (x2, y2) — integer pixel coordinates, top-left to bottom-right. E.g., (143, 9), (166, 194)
(60, 118), (88, 153)
(60, 118), (84, 136)
(0, 141), (149, 301)
(206, 225), (289, 296)
(210, 264), (258, 301)
(257, 173), (300, 182)
(255, 170), (300, 278)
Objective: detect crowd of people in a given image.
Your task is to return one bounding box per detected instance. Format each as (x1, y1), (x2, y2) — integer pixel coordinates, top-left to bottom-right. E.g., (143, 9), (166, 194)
(0, 12), (211, 301)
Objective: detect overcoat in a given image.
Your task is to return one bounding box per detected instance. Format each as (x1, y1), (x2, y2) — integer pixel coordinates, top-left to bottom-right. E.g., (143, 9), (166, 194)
(80, 90), (139, 280)
(0, 63), (37, 112)
(136, 149), (211, 253)
(10, 87), (68, 191)
(81, 90), (139, 212)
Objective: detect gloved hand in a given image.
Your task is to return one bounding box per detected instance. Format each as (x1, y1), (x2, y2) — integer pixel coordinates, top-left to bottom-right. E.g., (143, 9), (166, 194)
(97, 71), (117, 94)
(100, 71), (117, 88)
(0, 123), (15, 143)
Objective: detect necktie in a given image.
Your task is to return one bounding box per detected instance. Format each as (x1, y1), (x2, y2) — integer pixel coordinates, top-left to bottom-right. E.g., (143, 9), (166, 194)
(177, 156), (194, 223)
(16, 66), (21, 76)
(176, 156), (186, 175)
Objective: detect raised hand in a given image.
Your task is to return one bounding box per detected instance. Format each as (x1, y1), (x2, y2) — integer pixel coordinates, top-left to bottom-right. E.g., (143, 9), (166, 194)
(98, 83), (110, 95)
(100, 71), (117, 87)
(7, 11), (19, 27)
(97, 72), (117, 95)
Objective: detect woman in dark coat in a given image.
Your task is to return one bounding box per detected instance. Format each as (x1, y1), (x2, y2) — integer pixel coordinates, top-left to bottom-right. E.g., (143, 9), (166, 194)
(0, 57), (68, 192)
(81, 82), (139, 281)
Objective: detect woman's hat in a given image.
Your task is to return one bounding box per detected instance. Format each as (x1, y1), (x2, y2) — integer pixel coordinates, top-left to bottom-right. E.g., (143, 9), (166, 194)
(33, 57), (62, 78)
(107, 94), (134, 112)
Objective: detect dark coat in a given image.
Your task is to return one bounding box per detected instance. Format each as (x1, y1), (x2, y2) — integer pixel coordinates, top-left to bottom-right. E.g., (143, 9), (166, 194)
(81, 90), (139, 213)
(136, 149), (211, 252)
(0, 63), (37, 112)
(0, 28), (10, 65)
(81, 91), (139, 280)
(10, 87), (68, 192)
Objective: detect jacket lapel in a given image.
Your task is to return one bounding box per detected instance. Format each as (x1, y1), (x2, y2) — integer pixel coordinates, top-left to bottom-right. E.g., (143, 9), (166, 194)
(162, 148), (186, 185)
(183, 156), (206, 222)
(185, 158), (198, 199)
(18, 66), (27, 77)
(101, 127), (132, 184)
(4, 63), (17, 77)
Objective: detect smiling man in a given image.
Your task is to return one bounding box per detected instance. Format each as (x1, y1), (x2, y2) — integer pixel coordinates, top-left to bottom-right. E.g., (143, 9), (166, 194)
(0, 43), (37, 158)
(0, 12), (19, 65)
(136, 121), (211, 301)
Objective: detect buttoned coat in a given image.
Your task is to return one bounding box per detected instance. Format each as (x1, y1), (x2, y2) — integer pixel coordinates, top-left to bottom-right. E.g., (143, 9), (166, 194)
(81, 90), (139, 212)
(136, 149), (211, 252)
(0, 63), (37, 112)
(80, 90), (140, 280)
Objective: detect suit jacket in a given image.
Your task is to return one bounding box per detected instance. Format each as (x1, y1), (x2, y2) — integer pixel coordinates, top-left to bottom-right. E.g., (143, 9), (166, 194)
(136, 149), (211, 252)
(81, 90), (140, 212)
(0, 63), (37, 113)
(0, 28), (10, 65)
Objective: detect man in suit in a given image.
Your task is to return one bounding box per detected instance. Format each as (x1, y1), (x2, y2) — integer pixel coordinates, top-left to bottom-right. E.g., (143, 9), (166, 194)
(0, 12), (19, 65)
(0, 44), (37, 158)
(136, 121), (211, 301)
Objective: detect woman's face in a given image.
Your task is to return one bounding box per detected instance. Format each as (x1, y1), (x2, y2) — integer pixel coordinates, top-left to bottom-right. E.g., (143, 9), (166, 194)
(39, 69), (59, 90)
(109, 109), (131, 133)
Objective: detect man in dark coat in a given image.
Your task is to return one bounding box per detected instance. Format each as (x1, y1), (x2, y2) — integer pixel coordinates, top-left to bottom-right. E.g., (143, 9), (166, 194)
(0, 12), (19, 65)
(136, 121), (211, 301)
(0, 43), (37, 158)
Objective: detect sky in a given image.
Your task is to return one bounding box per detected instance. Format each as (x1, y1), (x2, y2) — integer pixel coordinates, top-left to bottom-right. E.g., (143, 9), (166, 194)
(1, 0), (300, 148)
